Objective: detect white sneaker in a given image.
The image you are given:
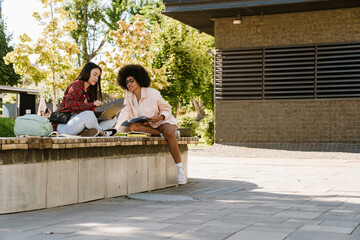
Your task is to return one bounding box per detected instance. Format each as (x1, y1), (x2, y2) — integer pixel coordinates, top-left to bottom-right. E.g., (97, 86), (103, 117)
(103, 129), (117, 136)
(177, 166), (187, 185)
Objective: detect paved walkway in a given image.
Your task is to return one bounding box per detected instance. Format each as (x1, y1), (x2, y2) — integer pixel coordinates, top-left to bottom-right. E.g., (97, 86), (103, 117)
(1, 144), (360, 240)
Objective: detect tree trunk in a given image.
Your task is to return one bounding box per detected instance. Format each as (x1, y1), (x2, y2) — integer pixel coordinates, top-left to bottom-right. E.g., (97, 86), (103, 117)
(52, 66), (57, 111)
(191, 97), (205, 121)
(81, 2), (89, 64)
(88, 37), (106, 62)
(50, 5), (57, 111)
(174, 101), (179, 118)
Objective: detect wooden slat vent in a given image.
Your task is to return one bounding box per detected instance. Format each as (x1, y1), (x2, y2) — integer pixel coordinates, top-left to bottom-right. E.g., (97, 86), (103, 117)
(215, 42), (360, 100)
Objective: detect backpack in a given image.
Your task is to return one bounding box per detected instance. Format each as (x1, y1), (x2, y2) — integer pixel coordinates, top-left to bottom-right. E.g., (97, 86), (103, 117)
(14, 114), (53, 137)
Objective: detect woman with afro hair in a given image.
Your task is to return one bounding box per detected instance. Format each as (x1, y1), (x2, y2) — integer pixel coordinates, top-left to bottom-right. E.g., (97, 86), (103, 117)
(115, 64), (186, 185)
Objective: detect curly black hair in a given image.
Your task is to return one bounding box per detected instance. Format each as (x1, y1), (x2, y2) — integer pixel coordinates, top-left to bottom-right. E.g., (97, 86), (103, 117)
(117, 65), (151, 90)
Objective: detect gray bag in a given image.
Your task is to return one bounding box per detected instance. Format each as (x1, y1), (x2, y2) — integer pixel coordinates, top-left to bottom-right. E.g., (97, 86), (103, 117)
(14, 114), (53, 136)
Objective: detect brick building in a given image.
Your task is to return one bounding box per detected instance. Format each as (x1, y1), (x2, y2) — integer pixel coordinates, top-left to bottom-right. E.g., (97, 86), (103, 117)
(163, 0), (360, 145)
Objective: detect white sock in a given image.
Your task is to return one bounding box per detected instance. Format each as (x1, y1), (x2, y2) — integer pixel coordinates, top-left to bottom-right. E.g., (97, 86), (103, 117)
(176, 162), (183, 169)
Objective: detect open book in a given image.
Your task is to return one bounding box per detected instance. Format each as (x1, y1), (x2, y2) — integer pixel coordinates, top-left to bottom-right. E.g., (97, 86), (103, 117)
(118, 116), (149, 129)
(126, 116), (149, 125)
(117, 116), (151, 136)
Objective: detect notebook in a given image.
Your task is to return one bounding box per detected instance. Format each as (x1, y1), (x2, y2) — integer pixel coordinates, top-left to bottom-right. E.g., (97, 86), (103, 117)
(97, 104), (124, 120)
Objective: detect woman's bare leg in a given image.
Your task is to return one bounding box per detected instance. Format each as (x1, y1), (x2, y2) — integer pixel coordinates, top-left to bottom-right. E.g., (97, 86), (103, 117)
(159, 124), (181, 164)
(130, 122), (182, 164)
(129, 122), (161, 136)
(157, 123), (186, 184)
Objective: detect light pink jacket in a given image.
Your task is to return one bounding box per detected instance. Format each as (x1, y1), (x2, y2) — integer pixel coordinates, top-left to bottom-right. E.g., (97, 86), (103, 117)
(115, 87), (178, 130)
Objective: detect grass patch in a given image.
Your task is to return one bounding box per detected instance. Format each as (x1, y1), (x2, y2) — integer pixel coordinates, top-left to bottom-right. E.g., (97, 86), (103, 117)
(0, 117), (15, 137)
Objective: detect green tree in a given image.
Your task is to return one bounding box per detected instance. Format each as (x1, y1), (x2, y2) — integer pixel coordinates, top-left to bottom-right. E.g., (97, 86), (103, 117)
(101, 14), (167, 98)
(151, 16), (214, 117)
(0, 24), (21, 86)
(5, 0), (79, 110)
(101, 1), (214, 117)
(138, 0), (164, 25)
(63, 0), (158, 65)
(64, 0), (114, 65)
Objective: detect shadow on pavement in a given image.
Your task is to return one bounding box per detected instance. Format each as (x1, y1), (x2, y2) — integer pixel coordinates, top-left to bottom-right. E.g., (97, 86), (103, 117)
(0, 177), (359, 239)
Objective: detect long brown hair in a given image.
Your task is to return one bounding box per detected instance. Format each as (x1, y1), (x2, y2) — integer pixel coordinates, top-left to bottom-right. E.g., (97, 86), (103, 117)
(76, 62), (103, 102)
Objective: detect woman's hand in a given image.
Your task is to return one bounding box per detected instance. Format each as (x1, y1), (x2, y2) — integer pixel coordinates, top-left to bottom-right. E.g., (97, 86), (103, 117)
(93, 100), (104, 107)
(147, 115), (165, 123)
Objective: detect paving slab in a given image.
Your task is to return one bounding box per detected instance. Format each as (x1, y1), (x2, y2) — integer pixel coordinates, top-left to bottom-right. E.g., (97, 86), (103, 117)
(227, 229), (290, 240)
(299, 224), (354, 234)
(286, 230), (352, 240)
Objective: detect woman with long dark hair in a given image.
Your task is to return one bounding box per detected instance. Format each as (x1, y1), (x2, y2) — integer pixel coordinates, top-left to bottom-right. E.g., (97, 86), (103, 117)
(53, 62), (114, 137)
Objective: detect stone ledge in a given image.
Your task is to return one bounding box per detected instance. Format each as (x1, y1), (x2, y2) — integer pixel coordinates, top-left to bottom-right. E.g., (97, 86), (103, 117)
(0, 135), (193, 214)
(0, 136), (199, 150)
(0, 144), (189, 214)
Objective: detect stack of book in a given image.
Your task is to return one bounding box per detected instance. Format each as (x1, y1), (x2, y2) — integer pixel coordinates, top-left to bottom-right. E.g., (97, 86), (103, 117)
(116, 132), (151, 137)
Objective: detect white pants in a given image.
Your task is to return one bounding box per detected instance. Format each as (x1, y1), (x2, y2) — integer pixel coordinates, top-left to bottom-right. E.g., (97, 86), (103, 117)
(57, 111), (117, 135)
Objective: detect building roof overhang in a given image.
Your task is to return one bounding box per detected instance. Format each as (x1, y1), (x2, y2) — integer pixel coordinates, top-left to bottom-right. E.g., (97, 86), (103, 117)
(163, 0), (360, 36)
(0, 85), (40, 95)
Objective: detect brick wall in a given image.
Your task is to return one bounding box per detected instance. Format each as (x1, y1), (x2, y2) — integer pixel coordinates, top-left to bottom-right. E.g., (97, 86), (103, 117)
(215, 100), (360, 144)
(214, 7), (360, 144)
(215, 8), (360, 49)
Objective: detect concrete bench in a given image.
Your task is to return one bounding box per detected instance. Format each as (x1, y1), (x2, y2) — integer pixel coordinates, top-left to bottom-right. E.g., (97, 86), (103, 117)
(0, 136), (198, 214)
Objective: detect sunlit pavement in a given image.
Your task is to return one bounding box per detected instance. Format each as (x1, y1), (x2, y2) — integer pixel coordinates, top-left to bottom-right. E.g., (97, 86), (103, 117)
(1, 145), (360, 240)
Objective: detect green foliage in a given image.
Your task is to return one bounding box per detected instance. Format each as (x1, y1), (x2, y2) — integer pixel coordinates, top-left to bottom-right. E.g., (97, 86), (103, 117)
(63, 0), (214, 115)
(64, 0), (118, 64)
(5, 0), (79, 110)
(138, 1), (164, 25)
(177, 111), (214, 145)
(64, 0), (158, 65)
(127, 0), (159, 18)
(0, 24), (21, 86)
(177, 115), (199, 137)
(151, 15), (215, 115)
(197, 112), (214, 145)
(0, 117), (16, 137)
(101, 15), (167, 98)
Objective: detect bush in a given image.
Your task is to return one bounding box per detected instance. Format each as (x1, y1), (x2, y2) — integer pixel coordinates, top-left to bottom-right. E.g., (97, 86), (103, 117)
(177, 115), (199, 136)
(198, 113), (214, 145)
(0, 117), (15, 137)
